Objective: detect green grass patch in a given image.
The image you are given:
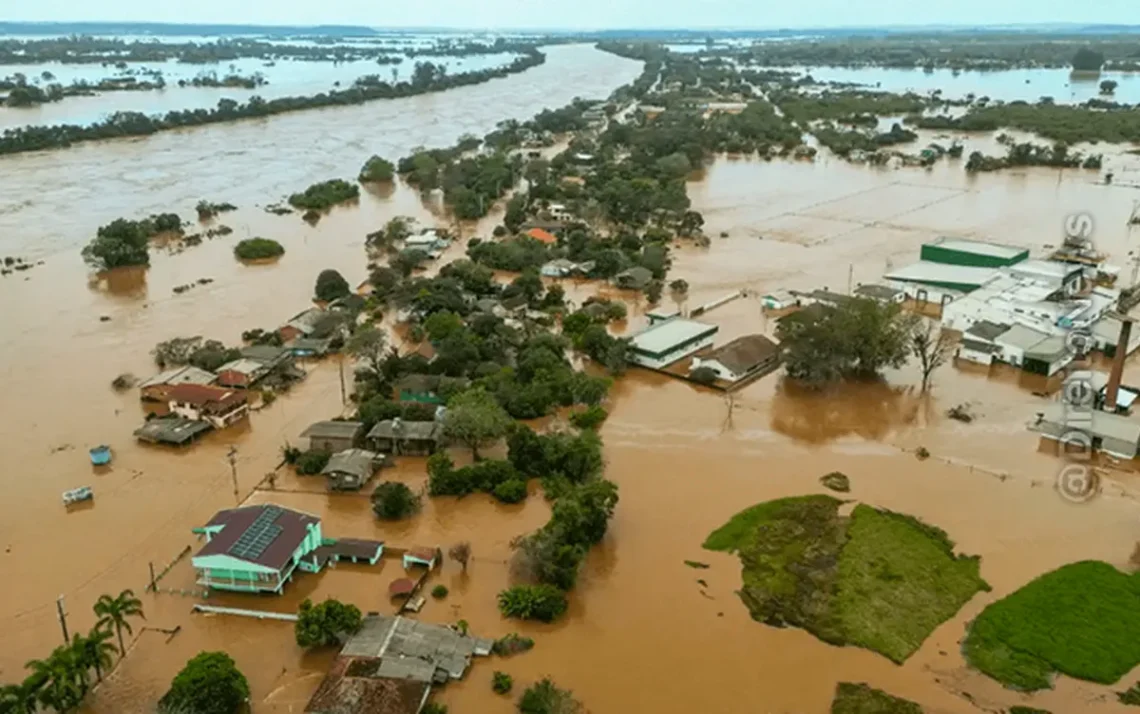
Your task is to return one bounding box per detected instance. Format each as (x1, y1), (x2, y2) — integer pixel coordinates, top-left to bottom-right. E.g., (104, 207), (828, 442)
(964, 561), (1140, 691)
(830, 682), (923, 713)
(705, 495), (988, 663)
(820, 471), (851, 492)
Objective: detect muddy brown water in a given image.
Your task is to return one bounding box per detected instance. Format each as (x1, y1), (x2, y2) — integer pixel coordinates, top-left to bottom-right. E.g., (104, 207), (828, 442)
(3, 43), (1140, 713)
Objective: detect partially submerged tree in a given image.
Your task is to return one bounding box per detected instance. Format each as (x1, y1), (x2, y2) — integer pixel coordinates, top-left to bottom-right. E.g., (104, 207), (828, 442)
(449, 541), (472, 572)
(158, 651), (249, 714)
(518, 677), (583, 714)
(347, 324), (388, 387)
(93, 589), (144, 656)
(371, 481), (421, 520)
(443, 387), (513, 459)
(359, 155), (396, 183)
(910, 319), (953, 393)
(295, 598), (363, 648)
(314, 268), (351, 302)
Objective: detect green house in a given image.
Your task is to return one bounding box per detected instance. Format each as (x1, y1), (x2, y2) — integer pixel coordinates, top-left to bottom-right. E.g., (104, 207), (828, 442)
(395, 374), (469, 405)
(920, 237), (1029, 268)
(191, 505), (324, 594)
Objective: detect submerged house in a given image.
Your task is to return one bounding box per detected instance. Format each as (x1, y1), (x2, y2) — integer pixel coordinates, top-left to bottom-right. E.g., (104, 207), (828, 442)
(215, 358), (271, 388)
(166, 384), (249, 429)
(628, 318), (719, 369)
(191, 505), (324, 593)
(614, 266), (653, 291)
(690, 334), (780, 383)
(396, 375), (468, 405)
(138, 365), (217, 402)
(1036, 403), (1140, 460)
(321, 449), (382, 491)
(300, 421), (364, 453)
(368, 419), (443, 456)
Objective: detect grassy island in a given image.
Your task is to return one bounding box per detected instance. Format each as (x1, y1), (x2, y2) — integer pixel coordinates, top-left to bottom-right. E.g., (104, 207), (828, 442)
(830, 683), (923, 714)
(704, 495), (988, 663)
(964, 561), (1140, 691)
(233, 238), (285, 260)
(288, 179), (360, 210)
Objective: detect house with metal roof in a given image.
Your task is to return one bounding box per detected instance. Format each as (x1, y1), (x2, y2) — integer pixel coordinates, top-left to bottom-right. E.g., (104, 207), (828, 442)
(614, 266), (654, 290)
(690, 334), (781, 383)
(955, 320), (1010, 366)
(367, 419), (442, 456)
(166, 384), (250, 429)
(628, 318), (719, 369)
(138, 365), (218, 402)
(994, 324), (1074, 376)
(853, 284), (905, 304)
(300, 421), (364, 453)
(321, 449), (383, 491)
(191, 505), (324, 593)
(920, 237), (1030, 268)
(215, 358), (271, 388)
(884, 262), (998, 302)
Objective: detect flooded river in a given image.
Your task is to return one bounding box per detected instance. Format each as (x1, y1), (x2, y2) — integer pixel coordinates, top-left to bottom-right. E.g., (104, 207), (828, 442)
(3, 41), (1140, 714)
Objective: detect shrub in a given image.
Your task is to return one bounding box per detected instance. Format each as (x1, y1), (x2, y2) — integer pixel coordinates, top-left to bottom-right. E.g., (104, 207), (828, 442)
(493, 479), (528, 504)
(820, 471), (850, 493)
(569, 405), (608, 430)
(491, 633), (535, 656)
(497, 584), (568, 623)
(690, 366), (718, 385)
(158, 651), (249, 714)
(518, 678), (582, 714)
(295, 598), (363, 648)
(421, 703), (448, 714)
(288, 179), (360, 210)
(234, 238), (285, 260)
(371, 481), (421, 520)
(431, 584), (449, 599)
(315, 269), (351, 302)
(359, 155), (395, 182)
(492, 671), (513, 694)
(296, 450), (331, 475)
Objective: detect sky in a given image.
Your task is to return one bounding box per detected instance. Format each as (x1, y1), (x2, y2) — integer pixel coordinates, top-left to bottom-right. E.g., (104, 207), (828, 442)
(4, 0), (1140, 31)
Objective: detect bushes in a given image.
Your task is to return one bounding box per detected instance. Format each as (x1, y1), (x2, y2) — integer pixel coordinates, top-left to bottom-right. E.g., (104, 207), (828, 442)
(492, 633), (535, 656)
(295, 450), (331, 475)
(82, 214), (183, 270)
(569, 405), (608, 430)
(431, 584), (449, 599)
(427, 453), (527, 503)
(371, 482), (421, 520)
(233, 237), (284, 260)
(315, 268), (351, 302)
(690, 366), (718, 385)
(518, 678), (582, 714)
(497, 584), (568, 622)
(158, 651), (249, 714)
(492, 671), (513, 694)
(295, 598), (363, 648)
(288, 179), (360, 210)
(359, 155), (395, 182)
(493, 479), (529, 504)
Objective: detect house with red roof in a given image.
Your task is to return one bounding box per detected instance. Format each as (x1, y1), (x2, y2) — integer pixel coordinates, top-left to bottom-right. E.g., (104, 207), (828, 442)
(166, 383), (250, 429)
(525, 227), (557, 245)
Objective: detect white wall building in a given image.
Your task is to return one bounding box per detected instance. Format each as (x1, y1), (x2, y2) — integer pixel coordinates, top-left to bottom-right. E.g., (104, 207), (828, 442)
(628, 318), (719, 370)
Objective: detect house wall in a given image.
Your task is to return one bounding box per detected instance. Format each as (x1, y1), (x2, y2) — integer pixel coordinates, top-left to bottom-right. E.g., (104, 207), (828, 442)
(920, 244), (1028, 267)
(630, 332), (717, 370)
(886, 280), (964, 307)
(309, 435), (355, 453)
(955, 345), (995, 366)
(216, 370), (253, 388)
(205, 404), (249, 429)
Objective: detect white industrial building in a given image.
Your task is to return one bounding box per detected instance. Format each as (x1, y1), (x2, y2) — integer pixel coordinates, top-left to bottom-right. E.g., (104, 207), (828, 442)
(940, 272), (1117, 338)
(628, 318), (719, 369)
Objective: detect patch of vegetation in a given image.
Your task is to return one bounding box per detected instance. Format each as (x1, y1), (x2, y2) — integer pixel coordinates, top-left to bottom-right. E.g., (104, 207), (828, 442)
(152, 336), (241, 371)
(371, 481), (421, 520)
(81, 213), (183, 270)
(492, 633), (535, 656)
(358, 155), (395, 182)
(684, 560), (710, 569)
(1009, 708), (1052, 714)
(295, 450), (331, 475)
(497, 584), (568, 623)
(428, 452), (526, 503)
(431, 585), (449, 599)
(314, 268), (351, 302)
(158, 651), (250, 714)
(820, 472), (851, 493)
(569, 405), (608, 430)
(288, 179), (360, 210)
(295, 598), (363, 648)
(195, 200), (237, 220)
(704, 495), (988, 663)
(421, 703), (448, 714)
(829, 682), (922, 714)
(233, 237), (284, 260)
(963, 561), (1140, 690)
(492, 671), (513, 694)
(519, 678), (583, 714)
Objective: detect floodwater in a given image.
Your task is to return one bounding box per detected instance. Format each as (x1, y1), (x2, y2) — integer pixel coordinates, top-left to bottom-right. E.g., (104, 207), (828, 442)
(3, 42), (1140, 714)
(0, 52), (523, 130)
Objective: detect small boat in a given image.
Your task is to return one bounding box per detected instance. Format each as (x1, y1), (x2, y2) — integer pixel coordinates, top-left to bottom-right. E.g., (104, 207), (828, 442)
(89, 445), (112, 465)
(63, 487), (94, 506)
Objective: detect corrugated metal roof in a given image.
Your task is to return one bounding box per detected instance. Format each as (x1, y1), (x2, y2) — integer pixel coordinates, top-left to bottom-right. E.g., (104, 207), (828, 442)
(885, 261), (999, 287)
(995, 323), (1052, 351)
(630, 318), (718, 357)
(1041, 404), (1140, 444)
(926, 236), (1026, 259)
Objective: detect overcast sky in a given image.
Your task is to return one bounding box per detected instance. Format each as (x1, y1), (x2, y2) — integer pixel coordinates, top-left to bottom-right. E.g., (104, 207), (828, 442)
(6, 0), (1139, 30)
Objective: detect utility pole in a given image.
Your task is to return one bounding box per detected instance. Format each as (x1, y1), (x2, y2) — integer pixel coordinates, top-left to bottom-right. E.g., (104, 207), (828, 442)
(847, 264), (854, 295)
(56, 595), (69, 644)
(338, 357), (347, 405)
(227, 446), (239, 504)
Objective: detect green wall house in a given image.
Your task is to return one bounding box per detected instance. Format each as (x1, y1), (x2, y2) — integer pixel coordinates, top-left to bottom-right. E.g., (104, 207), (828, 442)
(192, 505), (324, 594)
(919, 237), (1029, 268)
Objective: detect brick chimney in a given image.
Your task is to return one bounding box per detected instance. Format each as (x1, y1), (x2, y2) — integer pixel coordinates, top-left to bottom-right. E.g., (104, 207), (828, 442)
(1105, 319), (1133, 412)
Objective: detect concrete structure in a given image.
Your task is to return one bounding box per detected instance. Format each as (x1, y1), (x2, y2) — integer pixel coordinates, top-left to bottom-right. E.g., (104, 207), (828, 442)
(545, 203), (574, 221)
(321, 449), (382, 491)
(1037, 403), (1140, 460)
(280, 307), (327, 343)
(1093, 316), (1140, 358)
(138, 366), (217, 402)
(793, 289), (852, 308)
(628, 318), (719, 369)
(403, 547), (440, 570)
(690, 334), (781, 383)
(192, 505), (324, 593)
(955, 320), (1009, 366)
(941, 273), (1116, 338)
(305, 615), (492, 714)
(992, 324), (1072, 375)
(919, 236), (1029, 268)
(853, 284), (905, 304)
(166, 384), (249, 429)
(1007, 259), (1084, 295)
(300, 421), (364, 453)
(1089, 372), (1140, 415)
(368, 419), (442, 456)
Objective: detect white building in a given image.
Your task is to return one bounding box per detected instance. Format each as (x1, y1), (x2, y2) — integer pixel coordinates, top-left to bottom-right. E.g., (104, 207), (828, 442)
(628, 318), (719, 370)
(941, 273), (1117, 337)
(884, 262), (997, 305)
(690, 335), (780, 383)
(405, 230), (448, 255)
(545, 203), (574, 222)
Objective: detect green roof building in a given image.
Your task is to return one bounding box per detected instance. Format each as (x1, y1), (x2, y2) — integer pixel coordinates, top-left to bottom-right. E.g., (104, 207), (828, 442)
(920, 237), (1029, 268)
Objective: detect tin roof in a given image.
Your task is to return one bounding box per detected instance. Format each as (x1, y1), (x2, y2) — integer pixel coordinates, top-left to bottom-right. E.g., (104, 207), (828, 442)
(526, 228), (557, 245)
(166, 384), (247, 410)
(926, 236), (1027, 259)
(217, 358), (266, 376)
(630, 318), (718, 358)
(322, 449), (379, 482)
(197, 504), (319, 570)
(368, 420), (440, 441)
(1041, 404), (1140, 444)
(301, 421), (364, 440)
(139, 365), (217, 389)
(702, 334), (779, 374)
(964, 320), (1011, 342)
(885, 261), (998, 287)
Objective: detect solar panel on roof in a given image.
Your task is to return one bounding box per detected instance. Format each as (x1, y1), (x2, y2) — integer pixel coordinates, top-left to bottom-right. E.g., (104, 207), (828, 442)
(228, 506), (286, 561)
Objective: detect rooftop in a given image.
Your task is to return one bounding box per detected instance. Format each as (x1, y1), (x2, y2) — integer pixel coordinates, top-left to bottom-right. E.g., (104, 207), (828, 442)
(1009, 259), (1081, 282)
(1041, 404), (1140, 444)
(703, 334), (779, 374)
(338, 614), (490, 678)
(134, 417), (212, 445)
(301, 421), (364, 440)
(1025, 335), (1071, 362)
(217, 358), (266, 376)
(138, 365), (217, 389)
(197, 504), (319, 571)
(996, 323), (1053, 351)
(853, 284), (903, 301)
(322, 449), (379, 481)
(926, 236), (1027, 260)
(885, 261), (999, 288)
(165, 384), (247, 410)
(241, 345), (294, 364)
(368, 420), (440, 441)
(964, 320), (1011, 342)
(630, 318), (719, 357)
(526, 227), (557, 245)
(304, 656), (429, 714)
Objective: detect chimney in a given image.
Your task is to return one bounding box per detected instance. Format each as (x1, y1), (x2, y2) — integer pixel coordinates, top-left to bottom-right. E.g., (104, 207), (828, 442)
(1105, 318), (1132, 412)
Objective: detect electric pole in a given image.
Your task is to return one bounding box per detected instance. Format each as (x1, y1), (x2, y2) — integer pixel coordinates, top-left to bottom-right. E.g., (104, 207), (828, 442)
(56, 595), (69, 644)
(338, 357), (347, 405)
(227, 446), (239, 504)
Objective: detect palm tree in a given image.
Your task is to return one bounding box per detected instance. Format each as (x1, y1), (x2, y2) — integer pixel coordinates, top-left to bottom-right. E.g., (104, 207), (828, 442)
(93, 589), (144, 657)
(1, 679), (40, 714)
(72, 629), (116, 683)
(26, 646), (88, 713)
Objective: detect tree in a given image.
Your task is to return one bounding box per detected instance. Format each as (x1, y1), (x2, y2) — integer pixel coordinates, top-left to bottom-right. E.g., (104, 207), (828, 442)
(910, 319), (952, 393)
(497, 584), (568, 622)
(775, 298), (912, 386)
(93, 589), (144, 657)
(81, 218), (152, 270)
(1072, 48), (1105, 72)
(315, 269), (351, 302)
(504, 194), (528, 233)
(347, 324), (388, 382)
(371, 481), (421, 520)
(508, 271), (545, 302)
(1100, 79), (1118, 95)
(359, 155), (395, 182)
(25, 646), (88, 714)
(295, 598), (363, 648)
(233, 237), (284, 260)
(392, 248), (429, 277)
(369, 265), (401, 298)
(644, 280), (664, 305)
(74, 629), (116, 683)
(449, 541), (472, 572)
(158, 651), (249, 714)
(493, 671), (513, 694)
(424, 311), (465, 342)
(0, 680), (39, 714)
(518, 678), (583, 714)
(444, 387), (513, 459)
